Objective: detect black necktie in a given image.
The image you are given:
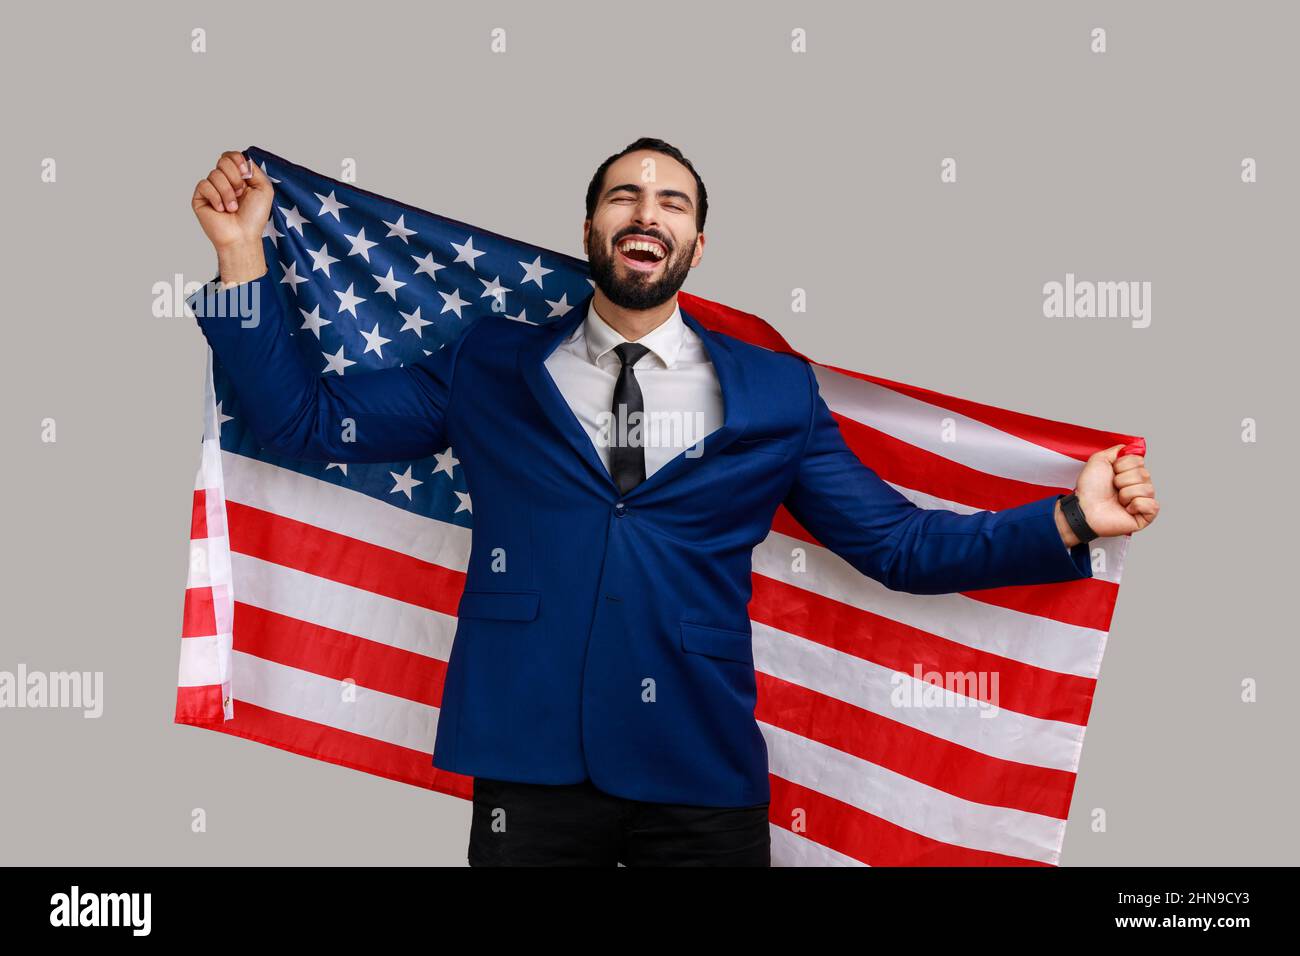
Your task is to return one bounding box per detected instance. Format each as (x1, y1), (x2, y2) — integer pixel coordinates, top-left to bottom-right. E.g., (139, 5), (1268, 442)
(610, 342), (652, 494)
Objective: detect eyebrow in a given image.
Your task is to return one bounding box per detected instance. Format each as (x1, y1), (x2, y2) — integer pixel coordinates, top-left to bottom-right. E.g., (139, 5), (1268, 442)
(604, 183), (695, 210)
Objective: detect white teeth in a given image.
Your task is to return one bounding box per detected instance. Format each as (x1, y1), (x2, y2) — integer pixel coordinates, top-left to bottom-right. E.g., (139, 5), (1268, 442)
(618, 239), (665, 260)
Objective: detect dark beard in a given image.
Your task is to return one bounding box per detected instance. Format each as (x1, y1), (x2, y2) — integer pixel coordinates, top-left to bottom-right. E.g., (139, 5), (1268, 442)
(586, 228), (693, 311)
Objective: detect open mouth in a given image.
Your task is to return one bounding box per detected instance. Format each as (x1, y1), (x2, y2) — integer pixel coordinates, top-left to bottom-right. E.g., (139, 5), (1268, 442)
(616, 235), (668, 272)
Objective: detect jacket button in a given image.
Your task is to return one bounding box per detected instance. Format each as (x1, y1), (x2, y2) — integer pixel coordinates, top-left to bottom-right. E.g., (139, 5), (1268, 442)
(614, 501), (627, 516)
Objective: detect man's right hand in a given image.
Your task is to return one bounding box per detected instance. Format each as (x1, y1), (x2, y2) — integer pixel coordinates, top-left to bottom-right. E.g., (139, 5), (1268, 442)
(185, 149), (458, 464)
(191, 150), (274, 284)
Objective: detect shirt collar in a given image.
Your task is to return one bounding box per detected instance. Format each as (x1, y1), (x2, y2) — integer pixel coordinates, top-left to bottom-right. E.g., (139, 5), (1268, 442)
(582, 299), (686, 369)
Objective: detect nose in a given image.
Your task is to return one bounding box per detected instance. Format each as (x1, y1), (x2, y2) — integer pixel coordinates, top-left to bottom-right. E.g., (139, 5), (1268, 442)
(631, 196), (660, 232)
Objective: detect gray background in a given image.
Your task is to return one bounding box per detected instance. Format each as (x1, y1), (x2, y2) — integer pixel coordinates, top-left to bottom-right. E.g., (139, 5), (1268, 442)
(1, 0), (1294, 865)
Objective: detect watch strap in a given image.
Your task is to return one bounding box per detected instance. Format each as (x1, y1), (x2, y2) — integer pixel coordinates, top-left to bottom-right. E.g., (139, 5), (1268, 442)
(1058, 492), (1098, 544)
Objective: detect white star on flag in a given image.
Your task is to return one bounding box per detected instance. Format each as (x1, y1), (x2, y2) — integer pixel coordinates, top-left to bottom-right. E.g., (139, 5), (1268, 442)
(315, 190), (349, 221)
(388, 466), (423, 500)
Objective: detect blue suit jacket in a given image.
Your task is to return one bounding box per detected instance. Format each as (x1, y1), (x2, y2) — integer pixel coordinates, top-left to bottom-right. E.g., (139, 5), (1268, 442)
(191, 271), (1092, 807)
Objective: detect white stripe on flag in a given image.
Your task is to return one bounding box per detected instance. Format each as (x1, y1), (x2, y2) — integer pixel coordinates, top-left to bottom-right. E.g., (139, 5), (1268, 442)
(752, 621), (1086, 771)
(231, 650), (440, 753)
(754, 531), (1107, 678)
(814, 365), (1086, 488)
(230, 552), (458, 662)
(761, 722), (1064, 864)
(222, 451), (472, 571)
(770, 825), (866, 867)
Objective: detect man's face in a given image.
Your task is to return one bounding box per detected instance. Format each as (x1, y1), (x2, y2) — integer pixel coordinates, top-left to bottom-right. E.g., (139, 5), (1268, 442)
(584, 150), (703, 311)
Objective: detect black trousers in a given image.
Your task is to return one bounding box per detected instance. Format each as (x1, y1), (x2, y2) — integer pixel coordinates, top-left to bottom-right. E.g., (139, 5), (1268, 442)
(468, 776), (771, 867)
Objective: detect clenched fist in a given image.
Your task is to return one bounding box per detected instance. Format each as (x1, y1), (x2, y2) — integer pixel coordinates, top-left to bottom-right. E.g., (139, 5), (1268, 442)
(1058, 442), (1160, 546)
(191, 150), (274, 284)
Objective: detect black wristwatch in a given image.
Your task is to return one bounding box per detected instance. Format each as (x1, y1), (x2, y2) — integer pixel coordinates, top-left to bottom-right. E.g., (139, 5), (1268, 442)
(1058, 491), (1098, 544)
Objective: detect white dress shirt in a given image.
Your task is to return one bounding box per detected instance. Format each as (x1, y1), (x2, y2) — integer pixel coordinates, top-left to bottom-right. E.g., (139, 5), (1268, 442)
(543, 299), (725, 480)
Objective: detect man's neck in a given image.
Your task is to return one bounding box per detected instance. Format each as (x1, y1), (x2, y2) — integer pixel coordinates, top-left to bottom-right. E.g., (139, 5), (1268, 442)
(591, 289), (678, 342)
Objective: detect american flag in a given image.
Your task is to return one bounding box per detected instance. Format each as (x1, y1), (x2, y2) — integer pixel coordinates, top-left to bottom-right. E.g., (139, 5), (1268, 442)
(177, 145), (1141, 866)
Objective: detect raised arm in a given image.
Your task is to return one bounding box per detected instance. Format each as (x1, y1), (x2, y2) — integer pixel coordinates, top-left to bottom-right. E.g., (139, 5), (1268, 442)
(188, 149), (464, 464)
(187, 268), (467, 463)
(781, 361), (1093, 595)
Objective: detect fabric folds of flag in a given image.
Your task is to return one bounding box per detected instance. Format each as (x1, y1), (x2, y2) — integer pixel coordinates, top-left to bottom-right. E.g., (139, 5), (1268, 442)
(176, 145), (1142, 866)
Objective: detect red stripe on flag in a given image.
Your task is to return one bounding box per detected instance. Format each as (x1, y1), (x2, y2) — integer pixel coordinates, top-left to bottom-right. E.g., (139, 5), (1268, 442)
(190, 488), (209, 540)
(757, 672), (1077, 819)
(961, 576), (1120, 634)
(174, 683), (224, 723)
(817, 359), (1141, 465)
(750, 574), (1099, 726)
(767, 774), (1051, 866)
(178, 699), (474, 799)
(829, 410), (1066, 511)
(678, 292), (799, 354)
(231, 602), (449, 707)
(180, 585), (217, 638)
(225, 500), (466, 612)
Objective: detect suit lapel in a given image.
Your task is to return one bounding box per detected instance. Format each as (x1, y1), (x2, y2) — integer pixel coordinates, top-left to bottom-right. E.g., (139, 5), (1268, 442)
(517, 298), (750, 501)
(518, 301), (620, 493)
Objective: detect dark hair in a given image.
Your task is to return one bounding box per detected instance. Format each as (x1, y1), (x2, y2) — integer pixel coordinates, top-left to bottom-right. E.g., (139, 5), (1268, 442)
(585, 137), (708, 232)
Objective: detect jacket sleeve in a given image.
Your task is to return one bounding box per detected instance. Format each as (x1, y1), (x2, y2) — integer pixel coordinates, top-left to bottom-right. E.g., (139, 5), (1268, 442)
(780, 360), (1093, 594)
(186, 268), (467, 463)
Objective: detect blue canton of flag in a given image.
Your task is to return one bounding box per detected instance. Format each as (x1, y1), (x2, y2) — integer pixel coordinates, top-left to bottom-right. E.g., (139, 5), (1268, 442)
(210, 145), (597, 527)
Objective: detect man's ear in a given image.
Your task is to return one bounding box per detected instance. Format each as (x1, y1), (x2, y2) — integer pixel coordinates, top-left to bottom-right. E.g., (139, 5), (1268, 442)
(691, 231), (705, 267)
(581, 219), (591, 255)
